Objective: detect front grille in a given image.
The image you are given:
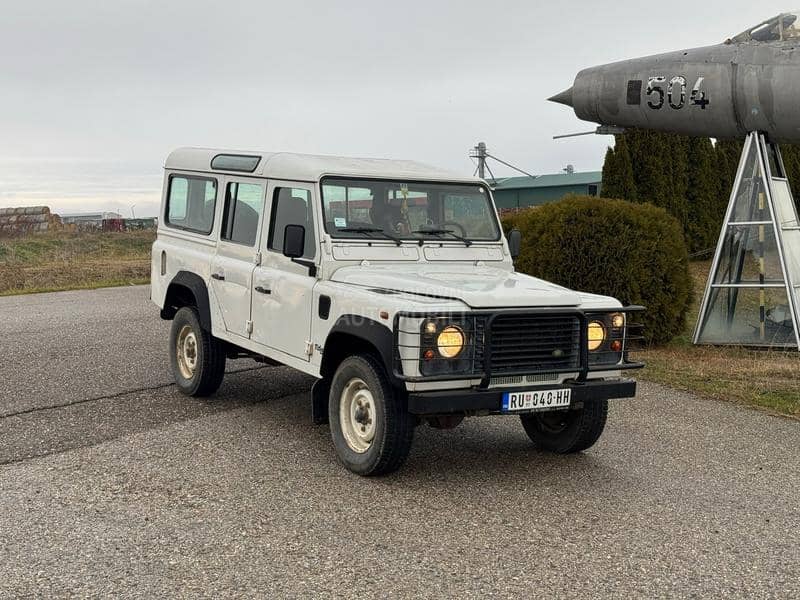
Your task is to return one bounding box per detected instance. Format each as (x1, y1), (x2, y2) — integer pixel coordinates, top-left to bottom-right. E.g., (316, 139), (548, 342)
(488, 314), (581, 375)
(489, 373), (560, 387)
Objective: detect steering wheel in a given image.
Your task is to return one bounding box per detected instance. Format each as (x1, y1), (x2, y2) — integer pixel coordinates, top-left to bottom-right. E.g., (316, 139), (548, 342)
(441, 221), (468, 238)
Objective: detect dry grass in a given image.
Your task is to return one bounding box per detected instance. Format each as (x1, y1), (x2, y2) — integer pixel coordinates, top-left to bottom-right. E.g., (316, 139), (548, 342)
(0, 230), (154, 295)
(636, 261), (800, 417)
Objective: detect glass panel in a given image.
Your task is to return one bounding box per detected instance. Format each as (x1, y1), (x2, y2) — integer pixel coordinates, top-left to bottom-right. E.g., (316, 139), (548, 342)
(713, 224), (785, 285)
(729, 141), (771, 222)
(211, 154), (261, 173)
(772, 179), (800, 283)
(766, 143), (785, 178)
(696, 287), (796, 347)
(166, 176), (217, 234)
(221, 182), (263, 246)
(168, 178), (188, 221)
(697, 135), (797, 348)
(772, 179), (800, 228)
(443, 193), (500, 239)
(732, 12), (800, 42)
(320, 178), (500, 241)
(268, 187), (315, 259)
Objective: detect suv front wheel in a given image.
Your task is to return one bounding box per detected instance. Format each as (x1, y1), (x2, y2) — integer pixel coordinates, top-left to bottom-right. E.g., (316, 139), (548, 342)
(170, 306), (226, 397)
(328, 354), (414, 476)
(520, 399), (608, 454)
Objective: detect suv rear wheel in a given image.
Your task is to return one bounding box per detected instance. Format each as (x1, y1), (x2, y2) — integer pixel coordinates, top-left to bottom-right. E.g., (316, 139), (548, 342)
(170, 306), (226, 397)
(520, 400), (608, 454)
(328, 354), (414, 476)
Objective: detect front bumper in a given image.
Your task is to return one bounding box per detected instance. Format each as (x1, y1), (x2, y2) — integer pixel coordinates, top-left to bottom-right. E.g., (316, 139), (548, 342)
(407, 378), (636, 416)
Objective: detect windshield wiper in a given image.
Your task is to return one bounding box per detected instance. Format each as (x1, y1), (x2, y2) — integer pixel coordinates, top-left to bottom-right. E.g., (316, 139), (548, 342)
(412, 228), (473, 247)
(338, 227), (403, 247)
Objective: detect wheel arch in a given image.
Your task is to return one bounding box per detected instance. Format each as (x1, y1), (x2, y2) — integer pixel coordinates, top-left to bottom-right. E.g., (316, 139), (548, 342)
(320, 316), (396, 384)
(161, 271), (212, 331)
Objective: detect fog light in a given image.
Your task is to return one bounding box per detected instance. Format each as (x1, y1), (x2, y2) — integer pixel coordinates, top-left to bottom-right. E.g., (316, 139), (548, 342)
(437, 326), (465, 359)
(588, 321), (606, 351)
(424, 321), (438, 335)
(611, 313), (625, 328)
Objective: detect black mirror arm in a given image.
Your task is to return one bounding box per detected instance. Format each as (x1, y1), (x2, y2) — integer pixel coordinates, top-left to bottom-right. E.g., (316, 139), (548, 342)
(292, 257), (317, 277)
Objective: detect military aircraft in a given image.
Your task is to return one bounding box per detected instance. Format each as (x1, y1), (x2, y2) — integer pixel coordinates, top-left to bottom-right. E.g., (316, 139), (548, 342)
(550, 11), (800, 143)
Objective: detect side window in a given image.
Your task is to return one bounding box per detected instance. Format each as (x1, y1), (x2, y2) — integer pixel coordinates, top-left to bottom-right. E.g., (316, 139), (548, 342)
(220, 182), (264, 246)
(268, 187), (316, 259)
(166, 175), (217, 234)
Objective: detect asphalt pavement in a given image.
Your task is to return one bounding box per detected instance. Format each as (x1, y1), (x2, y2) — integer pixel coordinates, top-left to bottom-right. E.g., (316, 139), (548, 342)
(0, 286), (798, 598)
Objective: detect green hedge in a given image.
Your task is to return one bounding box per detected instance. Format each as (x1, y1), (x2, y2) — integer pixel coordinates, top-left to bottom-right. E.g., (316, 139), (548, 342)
(503, 196), (692, 344)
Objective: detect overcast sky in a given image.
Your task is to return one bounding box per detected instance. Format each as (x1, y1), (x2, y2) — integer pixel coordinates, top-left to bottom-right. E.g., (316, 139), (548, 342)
(0, 0), (791, 217)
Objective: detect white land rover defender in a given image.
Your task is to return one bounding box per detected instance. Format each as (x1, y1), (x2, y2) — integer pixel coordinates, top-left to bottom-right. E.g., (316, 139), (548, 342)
(151, 148), (643, 476)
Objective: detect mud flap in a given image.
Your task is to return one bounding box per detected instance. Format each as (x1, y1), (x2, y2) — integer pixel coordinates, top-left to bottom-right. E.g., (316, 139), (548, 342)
(311, 379), (330, 425)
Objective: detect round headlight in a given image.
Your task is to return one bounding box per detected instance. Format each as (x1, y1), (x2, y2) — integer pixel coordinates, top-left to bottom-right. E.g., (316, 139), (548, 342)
(587, 321), (606, 351)
(437, 326), (465, 359)
(611, 313), (625, 329)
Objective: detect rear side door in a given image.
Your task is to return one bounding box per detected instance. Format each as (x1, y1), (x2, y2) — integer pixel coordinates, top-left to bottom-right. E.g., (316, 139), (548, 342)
(251, 181), (318, 360)
(209, 178), (267, 339)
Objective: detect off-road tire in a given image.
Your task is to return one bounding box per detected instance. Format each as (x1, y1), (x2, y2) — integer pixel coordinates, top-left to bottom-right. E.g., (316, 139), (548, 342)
(169, 306), (226, 397)
(329, 354), (415, 476)
(520, 400), (608, 454)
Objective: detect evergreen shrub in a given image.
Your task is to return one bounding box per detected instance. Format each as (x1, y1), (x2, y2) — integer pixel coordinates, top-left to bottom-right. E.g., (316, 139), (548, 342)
(502, 195), (692, 344)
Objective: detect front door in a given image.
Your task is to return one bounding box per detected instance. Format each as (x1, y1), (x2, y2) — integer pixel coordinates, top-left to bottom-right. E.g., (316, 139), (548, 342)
(210, 178), (267, 338)
(251, 181), (318, 360)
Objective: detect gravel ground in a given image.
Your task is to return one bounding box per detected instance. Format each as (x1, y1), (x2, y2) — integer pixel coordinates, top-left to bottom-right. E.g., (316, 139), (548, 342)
(0, 286), (798, 598)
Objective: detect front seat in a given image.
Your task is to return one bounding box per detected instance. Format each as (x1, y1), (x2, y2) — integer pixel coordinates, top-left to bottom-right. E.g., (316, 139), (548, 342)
(274, 190), (315, 257)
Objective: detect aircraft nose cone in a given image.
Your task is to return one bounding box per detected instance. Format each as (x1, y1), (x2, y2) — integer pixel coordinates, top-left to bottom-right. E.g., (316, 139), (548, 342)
(549, 87), (574, 108)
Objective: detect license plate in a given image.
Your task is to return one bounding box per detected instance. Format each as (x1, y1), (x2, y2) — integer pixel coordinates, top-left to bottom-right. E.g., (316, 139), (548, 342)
(502, 388), (572, 413)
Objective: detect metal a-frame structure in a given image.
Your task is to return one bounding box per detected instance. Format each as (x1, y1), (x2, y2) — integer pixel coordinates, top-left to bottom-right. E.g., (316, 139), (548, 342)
(694, 132), (800, 349)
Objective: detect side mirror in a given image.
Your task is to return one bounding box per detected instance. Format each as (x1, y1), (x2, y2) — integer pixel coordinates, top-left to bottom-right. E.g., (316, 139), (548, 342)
(507, 228), (522, 260)
(283, 224), (306, 258)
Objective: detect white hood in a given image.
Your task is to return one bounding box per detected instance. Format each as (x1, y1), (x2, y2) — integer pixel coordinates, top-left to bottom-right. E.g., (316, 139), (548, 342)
(331, 264), (583, 308)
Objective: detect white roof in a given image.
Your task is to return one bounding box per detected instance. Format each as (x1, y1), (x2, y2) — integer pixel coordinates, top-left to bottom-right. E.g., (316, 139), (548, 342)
(165, 147), (476, 183)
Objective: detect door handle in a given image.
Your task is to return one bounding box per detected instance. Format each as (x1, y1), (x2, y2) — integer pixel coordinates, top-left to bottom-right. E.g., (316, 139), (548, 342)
(211, 272), (225, 281)
(255, 285), (271, 295)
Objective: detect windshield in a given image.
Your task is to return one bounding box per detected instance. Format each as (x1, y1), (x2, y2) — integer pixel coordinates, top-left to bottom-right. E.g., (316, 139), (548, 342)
(320, 178), (501, 242)
(731, 11), (800, 43)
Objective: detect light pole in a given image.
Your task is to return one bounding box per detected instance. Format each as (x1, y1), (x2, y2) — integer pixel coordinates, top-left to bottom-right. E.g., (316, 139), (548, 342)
(130, 205), (136, 219)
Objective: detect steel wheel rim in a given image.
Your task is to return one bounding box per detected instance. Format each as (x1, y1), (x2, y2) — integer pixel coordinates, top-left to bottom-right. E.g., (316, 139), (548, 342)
(176, 325), (198, 379)
(339, 377), (377, 454)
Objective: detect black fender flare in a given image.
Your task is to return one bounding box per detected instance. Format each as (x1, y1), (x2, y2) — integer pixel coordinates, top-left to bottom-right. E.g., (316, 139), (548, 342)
(313, 315), (398, 425)
(323, 315), (396, 381)
(162, 271), (213, 331)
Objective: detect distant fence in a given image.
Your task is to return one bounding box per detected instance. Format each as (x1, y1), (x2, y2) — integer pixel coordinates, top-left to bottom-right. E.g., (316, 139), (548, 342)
(0, 206), (62, 236)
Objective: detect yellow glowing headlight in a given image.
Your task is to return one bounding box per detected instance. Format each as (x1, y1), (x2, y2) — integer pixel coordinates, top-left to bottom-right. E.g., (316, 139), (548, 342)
(587, 321), (606, 352)
(437, 326), (465, 359)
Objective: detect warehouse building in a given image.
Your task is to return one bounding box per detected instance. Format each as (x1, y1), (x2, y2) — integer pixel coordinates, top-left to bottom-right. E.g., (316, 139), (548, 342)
(490, 171), (602, 212)
(60, 211), (122, 227)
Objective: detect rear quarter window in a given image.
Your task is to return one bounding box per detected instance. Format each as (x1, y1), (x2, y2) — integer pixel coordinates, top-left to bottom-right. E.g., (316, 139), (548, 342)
(165, 175), (218, 235)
